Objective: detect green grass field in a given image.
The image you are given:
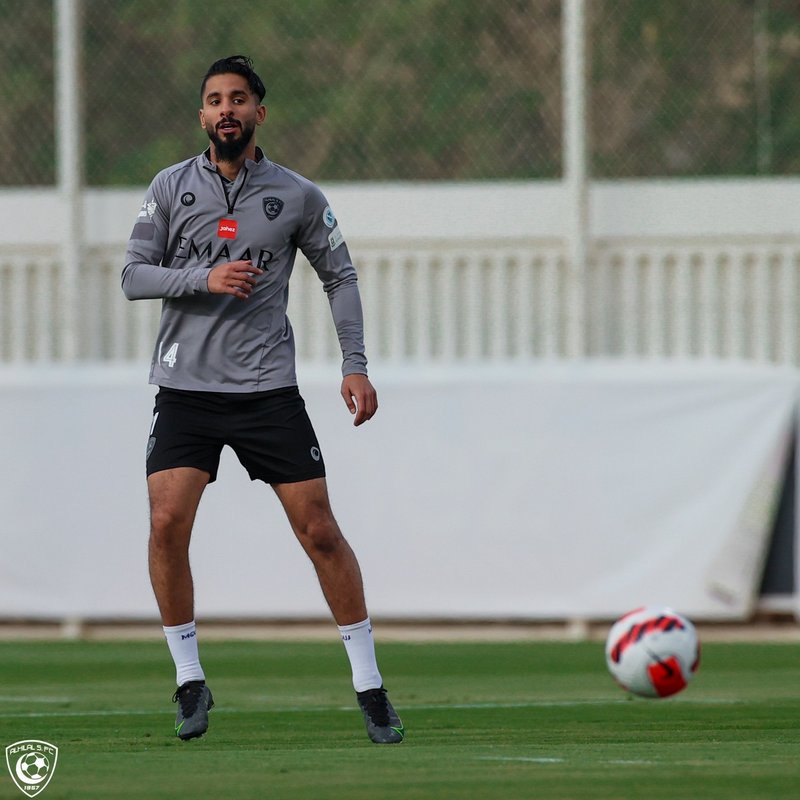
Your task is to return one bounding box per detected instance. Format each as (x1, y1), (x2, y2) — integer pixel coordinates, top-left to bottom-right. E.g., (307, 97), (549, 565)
(0, 638), (798, 799)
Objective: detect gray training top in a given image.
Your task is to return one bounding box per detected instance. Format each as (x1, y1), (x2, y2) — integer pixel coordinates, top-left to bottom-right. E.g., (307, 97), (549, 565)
(122, 147), (367, 392)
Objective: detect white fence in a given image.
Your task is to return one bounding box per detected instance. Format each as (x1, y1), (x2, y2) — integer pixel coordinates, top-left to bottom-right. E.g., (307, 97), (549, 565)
(3, 240), (799, 364)
(2, 180), (800, 366)
(589, 240), (800, 363)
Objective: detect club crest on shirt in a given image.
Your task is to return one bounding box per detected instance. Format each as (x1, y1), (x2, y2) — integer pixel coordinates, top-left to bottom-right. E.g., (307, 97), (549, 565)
(263, 197), (284, 221)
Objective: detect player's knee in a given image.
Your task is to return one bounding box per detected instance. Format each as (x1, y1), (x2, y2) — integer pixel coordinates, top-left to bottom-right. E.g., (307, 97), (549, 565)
(149, 504), (192, 541)
(300, 514), (343, 556)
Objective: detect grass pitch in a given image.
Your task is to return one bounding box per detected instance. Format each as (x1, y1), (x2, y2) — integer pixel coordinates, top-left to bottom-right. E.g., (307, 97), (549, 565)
(0, 638), (798, 799)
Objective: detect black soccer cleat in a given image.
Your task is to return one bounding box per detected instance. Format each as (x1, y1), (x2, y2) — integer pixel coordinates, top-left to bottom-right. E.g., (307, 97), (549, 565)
(356, 685), (404, 744)
(172, 680), (214, 740)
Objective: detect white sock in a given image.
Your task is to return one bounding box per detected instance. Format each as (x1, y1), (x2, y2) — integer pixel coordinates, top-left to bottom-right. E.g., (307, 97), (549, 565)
(163, 620), (205, 687)
(338, 617), (383, 692)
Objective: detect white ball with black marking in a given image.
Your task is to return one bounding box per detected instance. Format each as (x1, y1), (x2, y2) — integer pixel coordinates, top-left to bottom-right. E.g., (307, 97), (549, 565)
(605, 606), (700, 698)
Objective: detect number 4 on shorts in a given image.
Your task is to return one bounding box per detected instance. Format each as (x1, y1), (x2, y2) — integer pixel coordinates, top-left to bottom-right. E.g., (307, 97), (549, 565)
(159, 341), (180, 368)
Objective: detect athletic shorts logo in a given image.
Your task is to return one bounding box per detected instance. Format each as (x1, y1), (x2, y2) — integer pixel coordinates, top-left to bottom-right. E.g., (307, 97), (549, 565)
(180, 192), (196, 207)
(146, 436), (157, 460)
(310, 446), (321, 462)
(263, 197), (284, 220)
(5, 740), (58, 797)
(322, 206), (336, 228)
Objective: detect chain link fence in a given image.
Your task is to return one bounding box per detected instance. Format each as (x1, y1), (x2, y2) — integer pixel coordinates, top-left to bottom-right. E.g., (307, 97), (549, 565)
(84, 0), (563, 183)
(3, 0), (799, 187)
(5, 0), (563, 186)
(592, 0), (800, 177)
(0, 0), (55, 185)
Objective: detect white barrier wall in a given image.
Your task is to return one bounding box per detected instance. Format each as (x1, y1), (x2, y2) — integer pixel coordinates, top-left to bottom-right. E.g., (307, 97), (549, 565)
(0, 360), (796, 621)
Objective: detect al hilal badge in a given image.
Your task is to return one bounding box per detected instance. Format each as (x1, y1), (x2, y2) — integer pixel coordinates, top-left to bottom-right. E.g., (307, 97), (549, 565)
(5, 740), (58, 797)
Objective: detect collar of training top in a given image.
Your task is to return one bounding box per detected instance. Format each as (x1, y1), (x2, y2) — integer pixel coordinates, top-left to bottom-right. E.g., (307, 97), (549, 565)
(201, 146), (268, 173)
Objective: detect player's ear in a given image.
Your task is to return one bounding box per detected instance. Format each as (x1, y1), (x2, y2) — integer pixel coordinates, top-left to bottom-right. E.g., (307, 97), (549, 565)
(256, 105), (267, 126)
(199, 108), (207, 130)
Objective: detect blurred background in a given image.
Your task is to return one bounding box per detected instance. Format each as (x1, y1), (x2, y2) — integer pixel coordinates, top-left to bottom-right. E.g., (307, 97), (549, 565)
(1, 0), (799, 632)
(6, 0), (800, 185)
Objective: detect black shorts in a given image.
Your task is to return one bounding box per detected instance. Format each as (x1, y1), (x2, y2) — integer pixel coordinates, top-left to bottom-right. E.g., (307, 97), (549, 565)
(146, 386), (326, 484)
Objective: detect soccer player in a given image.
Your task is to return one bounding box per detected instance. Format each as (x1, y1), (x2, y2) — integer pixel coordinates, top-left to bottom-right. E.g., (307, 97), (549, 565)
(121, 55), (403, 745)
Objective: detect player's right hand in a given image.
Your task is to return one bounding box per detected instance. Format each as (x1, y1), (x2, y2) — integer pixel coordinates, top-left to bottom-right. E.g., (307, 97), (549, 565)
(207, 260), (263, 299)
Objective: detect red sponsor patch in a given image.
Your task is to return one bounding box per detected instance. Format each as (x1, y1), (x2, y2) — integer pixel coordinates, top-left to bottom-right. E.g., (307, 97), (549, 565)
(217, 218), (238, 239)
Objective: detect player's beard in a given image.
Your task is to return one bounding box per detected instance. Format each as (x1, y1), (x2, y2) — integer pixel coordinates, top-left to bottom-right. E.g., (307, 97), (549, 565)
(207, 118), (256, 163)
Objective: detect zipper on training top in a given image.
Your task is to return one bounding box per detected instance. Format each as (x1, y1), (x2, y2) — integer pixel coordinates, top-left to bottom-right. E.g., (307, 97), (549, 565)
(215, 166), (248, 215)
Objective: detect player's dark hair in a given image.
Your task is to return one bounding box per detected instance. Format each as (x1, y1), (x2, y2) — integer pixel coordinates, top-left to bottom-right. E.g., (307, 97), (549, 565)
(200, 55), (266, 103)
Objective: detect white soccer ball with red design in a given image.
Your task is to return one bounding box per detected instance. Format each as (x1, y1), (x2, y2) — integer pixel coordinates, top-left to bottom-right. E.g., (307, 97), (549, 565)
(605, 606), (700, 698)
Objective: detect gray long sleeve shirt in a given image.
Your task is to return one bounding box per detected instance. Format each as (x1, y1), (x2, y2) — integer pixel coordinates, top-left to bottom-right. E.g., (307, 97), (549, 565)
(122, 148), (367, 392)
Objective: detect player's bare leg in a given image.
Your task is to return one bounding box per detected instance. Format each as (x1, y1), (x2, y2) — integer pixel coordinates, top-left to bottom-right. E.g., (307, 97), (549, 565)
(148, 466), (214, 740)
(147, 467), (209, 625)
(273, 477), (404, 743)
(272, 477), (366, 625)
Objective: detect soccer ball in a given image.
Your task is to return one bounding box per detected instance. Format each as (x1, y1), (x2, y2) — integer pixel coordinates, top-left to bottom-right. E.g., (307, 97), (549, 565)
(605, 606), (700, 698)
(19, 752), (50, 780)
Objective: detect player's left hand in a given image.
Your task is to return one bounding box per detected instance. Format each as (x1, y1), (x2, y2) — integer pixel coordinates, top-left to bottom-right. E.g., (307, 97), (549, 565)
(341, 373), (378, 426)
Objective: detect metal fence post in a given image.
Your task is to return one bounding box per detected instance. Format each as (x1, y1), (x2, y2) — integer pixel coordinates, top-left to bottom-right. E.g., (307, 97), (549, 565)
(562, 0), (589, 358)
(55, 0), (83, 361)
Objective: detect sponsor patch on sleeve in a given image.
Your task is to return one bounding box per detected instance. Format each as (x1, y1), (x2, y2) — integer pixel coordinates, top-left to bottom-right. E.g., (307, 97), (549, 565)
(138, 200), (158, 220)
(328, 226), (344, 251)
(131, 222), (155, 240)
